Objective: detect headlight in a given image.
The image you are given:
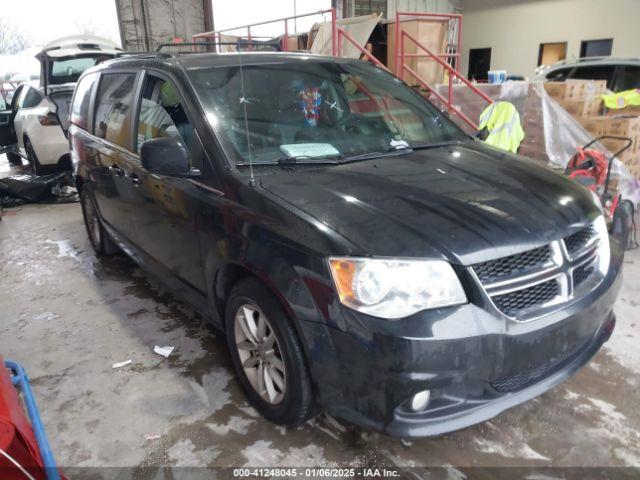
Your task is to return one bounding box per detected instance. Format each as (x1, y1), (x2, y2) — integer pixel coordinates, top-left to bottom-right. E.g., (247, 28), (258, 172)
(593, 215), (610, 274)
(328, 257), (467, 319)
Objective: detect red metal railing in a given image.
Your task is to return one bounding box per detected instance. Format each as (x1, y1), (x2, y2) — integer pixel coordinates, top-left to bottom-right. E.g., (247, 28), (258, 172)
(190, 8), (492, 129)
(394, 11), (492, 130)
(337, 28), (389, 72)
(192, 8), (337, 54)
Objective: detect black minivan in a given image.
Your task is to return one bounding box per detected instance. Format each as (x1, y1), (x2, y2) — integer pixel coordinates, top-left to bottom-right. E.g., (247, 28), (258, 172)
(69, 52), (622, 437)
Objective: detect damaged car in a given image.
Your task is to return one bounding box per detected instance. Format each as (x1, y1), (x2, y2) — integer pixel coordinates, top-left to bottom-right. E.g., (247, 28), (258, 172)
(69, 52), (622, 437)
(0, 35), (123, 174)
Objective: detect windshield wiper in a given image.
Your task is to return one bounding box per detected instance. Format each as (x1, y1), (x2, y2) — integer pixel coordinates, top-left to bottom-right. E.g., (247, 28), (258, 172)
(343, 140), (464, 163)
(410, 140), (464, 150)
(344, 145), (413, 162)
(236, 154), (345, 167)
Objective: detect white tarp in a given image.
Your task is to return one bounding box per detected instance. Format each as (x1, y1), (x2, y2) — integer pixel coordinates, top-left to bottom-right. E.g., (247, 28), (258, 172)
(536, 83), (640, 205)
(310, 14), (381, 58)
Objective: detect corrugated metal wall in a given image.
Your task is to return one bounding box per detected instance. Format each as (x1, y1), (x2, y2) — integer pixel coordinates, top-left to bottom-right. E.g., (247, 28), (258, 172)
(115, 0), (212, 52)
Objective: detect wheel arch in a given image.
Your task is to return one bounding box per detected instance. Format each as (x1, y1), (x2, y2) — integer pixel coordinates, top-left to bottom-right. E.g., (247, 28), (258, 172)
(210, 258), (327, 398)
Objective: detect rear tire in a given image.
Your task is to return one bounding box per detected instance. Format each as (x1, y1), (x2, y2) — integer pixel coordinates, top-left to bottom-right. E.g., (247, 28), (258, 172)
(80, 188), (118, 256)
(225, 278), (315, 426)
(24, 139), (41, 175)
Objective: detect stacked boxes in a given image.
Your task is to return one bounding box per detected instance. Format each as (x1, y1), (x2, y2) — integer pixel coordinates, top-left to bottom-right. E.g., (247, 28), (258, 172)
(544, 80), (640, 178)
(544, 80), (606, 122)
(602, 116), (640, 177)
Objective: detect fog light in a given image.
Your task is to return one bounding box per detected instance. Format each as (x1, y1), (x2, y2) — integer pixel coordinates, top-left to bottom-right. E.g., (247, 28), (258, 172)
(410, 390), (431, 412)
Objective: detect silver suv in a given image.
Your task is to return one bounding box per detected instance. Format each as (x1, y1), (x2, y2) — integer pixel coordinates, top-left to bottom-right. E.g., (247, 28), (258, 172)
(535, 57), (640, 92)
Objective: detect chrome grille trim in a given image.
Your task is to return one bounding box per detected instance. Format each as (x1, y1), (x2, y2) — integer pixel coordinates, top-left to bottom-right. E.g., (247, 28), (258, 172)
(470, 224), (602, 322)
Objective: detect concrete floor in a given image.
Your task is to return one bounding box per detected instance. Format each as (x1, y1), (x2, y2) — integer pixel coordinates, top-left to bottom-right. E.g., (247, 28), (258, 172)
(1, 156), (639, 474)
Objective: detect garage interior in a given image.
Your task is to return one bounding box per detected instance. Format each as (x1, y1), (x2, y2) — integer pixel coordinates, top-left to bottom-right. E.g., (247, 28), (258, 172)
(1, 0), (640, 476)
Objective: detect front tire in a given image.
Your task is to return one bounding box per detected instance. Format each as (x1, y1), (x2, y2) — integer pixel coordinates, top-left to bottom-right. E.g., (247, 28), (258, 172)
(225, 278), (315, 426)
(7, 151), (22, 166)
(79, 188), (118, 256)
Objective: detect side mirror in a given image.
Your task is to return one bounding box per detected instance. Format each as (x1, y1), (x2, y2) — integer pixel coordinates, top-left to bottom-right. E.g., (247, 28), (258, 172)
(140, 137), (190, 176)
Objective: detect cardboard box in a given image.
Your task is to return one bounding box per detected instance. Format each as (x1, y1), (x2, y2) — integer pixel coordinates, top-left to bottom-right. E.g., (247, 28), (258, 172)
(564, 80), (588, 101)
(603, 116), (640, 137)
(544, 82), (569, 99)
(600, 136), (636, 156)
(545, 80), (607, 101)
(560, 98), (603, 118)
(580, 116), (607, 137)
(605, 105), (640, 116)
(584, 80), (607, 99)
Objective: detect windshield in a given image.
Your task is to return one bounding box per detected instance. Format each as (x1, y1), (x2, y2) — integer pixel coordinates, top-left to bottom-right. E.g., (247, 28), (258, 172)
(188, 60), (466, 165)
(49, 55), (113, 85)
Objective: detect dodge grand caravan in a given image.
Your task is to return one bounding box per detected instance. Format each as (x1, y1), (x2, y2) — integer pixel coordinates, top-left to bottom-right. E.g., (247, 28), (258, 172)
(69, 52), (623, 437)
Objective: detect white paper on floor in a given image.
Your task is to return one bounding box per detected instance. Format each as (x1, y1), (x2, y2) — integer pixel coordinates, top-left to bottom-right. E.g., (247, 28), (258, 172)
(112, 359), (132, 369)
(154, 345), (174, 358)
(32, 312), (60, 321)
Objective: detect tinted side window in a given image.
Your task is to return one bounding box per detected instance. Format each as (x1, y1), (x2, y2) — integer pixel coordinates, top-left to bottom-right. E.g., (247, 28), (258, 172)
(94, 73), (137, 148)
(617, 66), (640, 91)
(71, 73), (98, 129)
(21, 88), (43, 108)
(546, 68), (571, 81)
(136, 75), (196, 155)
(569, 65), (615, 87)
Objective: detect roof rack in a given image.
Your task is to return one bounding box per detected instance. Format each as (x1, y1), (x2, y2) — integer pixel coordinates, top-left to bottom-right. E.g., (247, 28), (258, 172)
(155, 41), (280, 56)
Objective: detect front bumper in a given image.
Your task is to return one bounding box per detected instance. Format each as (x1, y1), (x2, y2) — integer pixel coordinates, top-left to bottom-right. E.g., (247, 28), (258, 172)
(305, 241), (623, 437)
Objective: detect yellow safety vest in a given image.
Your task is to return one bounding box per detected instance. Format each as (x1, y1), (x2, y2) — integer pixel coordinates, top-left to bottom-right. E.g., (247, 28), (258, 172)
(478, 102), (525, 154)
(601, 88), (640, 109)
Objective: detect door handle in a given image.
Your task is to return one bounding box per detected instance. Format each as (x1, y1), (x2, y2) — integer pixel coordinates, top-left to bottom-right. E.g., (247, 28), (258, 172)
(109, 164), (124, 176)
(127, 172), (142, 185)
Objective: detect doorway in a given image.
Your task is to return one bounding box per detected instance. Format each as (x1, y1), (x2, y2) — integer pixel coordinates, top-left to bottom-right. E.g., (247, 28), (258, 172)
(538, 42), (567, 66)
(580, 39), (613, 58)
(468, 48), (491, 81)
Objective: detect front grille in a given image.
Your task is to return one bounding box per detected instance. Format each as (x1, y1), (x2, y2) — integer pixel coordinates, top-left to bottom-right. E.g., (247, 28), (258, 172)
(472, 245), (552, 284)
(472, 222), (602, 320)
(573, 261), (596, 287)
(491, 340), (587, 392)
(564, 226), (596, 257)
(492, 279), (560, 317)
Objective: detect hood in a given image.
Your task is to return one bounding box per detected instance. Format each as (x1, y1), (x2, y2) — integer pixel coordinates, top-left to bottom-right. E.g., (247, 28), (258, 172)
(259, 142), (599, 265)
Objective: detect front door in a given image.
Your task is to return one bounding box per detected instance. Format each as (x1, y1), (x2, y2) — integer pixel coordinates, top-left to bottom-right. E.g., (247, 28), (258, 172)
(90, 71), (141, 244)
(468, 48), (492, 82)
(0, 86), (20, 154)
(130, 73), (206, 293)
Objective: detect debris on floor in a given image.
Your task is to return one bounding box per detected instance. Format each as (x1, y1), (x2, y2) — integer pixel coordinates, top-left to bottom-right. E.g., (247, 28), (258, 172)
(0, 172), (78, 204)
(111, 360), (132, 369)
(154, 345), (175, 358)
(31, 312), (60, 322)
(45, 239), (80, 260)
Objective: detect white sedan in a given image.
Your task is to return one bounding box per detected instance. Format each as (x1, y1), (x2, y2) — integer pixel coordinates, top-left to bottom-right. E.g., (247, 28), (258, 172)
(1, 35), (123, 174)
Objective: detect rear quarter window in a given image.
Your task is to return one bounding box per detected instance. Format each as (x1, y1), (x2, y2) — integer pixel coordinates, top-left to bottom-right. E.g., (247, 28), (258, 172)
(93, 72), (137, 148)
(71, 73), (98, 129)
(21, 88), (43, 108)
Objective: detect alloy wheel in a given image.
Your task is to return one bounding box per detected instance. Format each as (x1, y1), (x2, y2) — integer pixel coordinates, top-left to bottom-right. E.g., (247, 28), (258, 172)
(234, 303), (287, 404)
